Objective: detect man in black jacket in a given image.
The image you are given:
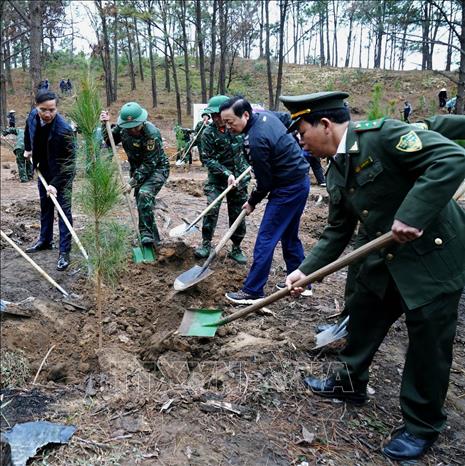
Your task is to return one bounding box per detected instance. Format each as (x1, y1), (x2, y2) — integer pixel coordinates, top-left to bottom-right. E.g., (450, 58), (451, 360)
(220, 97), (310, 304)
(24, 91), (76, 271)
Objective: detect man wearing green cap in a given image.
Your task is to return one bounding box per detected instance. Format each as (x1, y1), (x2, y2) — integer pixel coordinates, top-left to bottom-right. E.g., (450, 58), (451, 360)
(2, 127), (33, 182)
(281, 91), (465, 461)
(194, 95), (250, 264)
(101, 102), (169, 245)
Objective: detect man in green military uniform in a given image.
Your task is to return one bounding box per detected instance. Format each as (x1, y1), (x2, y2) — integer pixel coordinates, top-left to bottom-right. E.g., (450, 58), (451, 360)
(281, 91), (465, 461)
(192, 111), (210, 163)
(2, 127), (33, 182)
(195, 95), (250, 264)
(101, 102), (169, 246)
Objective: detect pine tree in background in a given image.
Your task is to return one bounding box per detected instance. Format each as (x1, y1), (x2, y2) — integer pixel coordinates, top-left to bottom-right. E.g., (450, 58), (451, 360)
(69, 77), (130, 349)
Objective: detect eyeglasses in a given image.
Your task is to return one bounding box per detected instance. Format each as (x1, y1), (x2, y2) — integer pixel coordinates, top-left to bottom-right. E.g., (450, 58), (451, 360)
(37, 107), (57, 114)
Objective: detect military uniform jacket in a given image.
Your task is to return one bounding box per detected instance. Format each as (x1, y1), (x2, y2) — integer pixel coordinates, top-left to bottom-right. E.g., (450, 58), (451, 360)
(200, 123), (250, 186)
(3, 127), (24, 153)
(103, 121), (169, 188)
(299, 118), (465, 310)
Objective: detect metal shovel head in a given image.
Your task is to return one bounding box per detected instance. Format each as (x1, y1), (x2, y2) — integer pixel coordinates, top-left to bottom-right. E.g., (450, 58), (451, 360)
(169, 221), (199, 238)
(173, 265), (214, 291)
(132, 245), (156, 263)
(313, 316), (349, 349)
(178, 308), (223, 336)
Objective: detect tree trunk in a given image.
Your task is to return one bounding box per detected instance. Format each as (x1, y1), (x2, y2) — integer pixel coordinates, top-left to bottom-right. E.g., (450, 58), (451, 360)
(147, 22), (158, 107)
(332, 0), (338, 67)
(325, 2), (330, 65)
(217, 0), (227, 94)
(0, 1), (6, 127)
(30, 0), (42, 100)
(358, 23), (363, 68)
(112, 15), (118, 102)
(319, 10), (325, 66)
(373, 0), (385, 69)
(273, 0), (289, 110)
(265, 0), (273, 108)
(180, 0), (192, 115)
(259, 0), (264, 58)
(134, 17), (144, 81)
(4, 43), (13, 90)
(455, 0), (465, 114)
(208, 0), (217, 98)
(345, 7), (354, 68)
(196, 0), (207, 102)
(95, 0), (113, 107)
(125, 18), (136, 91)
(421, 2), (430, 70)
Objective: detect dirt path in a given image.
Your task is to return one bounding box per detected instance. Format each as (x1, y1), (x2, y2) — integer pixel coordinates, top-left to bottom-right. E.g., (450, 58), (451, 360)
(1, 144), (464, 465)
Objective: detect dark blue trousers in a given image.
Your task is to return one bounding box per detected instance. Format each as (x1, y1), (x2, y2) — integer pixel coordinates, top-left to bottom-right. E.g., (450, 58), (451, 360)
(243, 176), (310, 297)
(38, 180), (73, 253)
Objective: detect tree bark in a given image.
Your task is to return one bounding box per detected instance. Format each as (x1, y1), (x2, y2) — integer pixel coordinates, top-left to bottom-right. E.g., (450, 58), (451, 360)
(274, 0), (289, 110)
(455, 0), (465, 114)
(30, 0), (42, 100)
(180, 0), (192, 115)
(125, 17), (136, 91)
(147, 22), (158, 107)
(196, 0), (207, 102)
(265, 0), (273, 108)
(208, 0), (217, 98)
(112, 14), (118, 102)
(217, 0), (227, 94)
(95, 0), (113, 107)
(133, 17), (144, 81)
(344, 6), (354, 68)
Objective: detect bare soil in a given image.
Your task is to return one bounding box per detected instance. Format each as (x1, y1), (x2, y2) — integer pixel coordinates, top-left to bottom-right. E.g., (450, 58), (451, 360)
(1, 139), (465, 465)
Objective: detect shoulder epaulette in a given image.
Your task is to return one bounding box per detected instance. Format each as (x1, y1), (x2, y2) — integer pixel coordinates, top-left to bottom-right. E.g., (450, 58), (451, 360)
(354, 117), (386, 132)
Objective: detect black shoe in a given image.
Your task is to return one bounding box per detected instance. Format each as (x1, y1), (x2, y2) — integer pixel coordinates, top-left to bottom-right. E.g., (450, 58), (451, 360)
(382, 429), (435, 461)
(56, 253), (70, 271)
(303, 375), (367, 405)
(26, 241), (54, 253)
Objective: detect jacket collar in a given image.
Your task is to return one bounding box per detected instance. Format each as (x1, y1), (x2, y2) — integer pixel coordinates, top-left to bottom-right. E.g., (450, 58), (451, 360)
(346, 121), (360, 155)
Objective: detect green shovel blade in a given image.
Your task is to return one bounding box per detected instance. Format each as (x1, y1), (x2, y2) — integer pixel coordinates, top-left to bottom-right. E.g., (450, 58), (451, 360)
(178, 308), (223, 337)
(132, 245), (156, 263)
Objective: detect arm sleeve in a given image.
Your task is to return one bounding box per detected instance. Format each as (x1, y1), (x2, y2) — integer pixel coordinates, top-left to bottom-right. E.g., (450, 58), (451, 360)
(132, 133), (169, 187)
(50, 130), (77, 190)
(298, 192), (358, 275)
(382, 125), (465, 231)
(102, 123), (122, 146)
(201, 130), (232, 179)
(247, 136), (272, 207)
(24, 120), (32, 151)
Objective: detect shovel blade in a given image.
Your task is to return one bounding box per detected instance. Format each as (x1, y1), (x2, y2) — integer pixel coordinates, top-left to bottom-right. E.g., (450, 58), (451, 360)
(173, 265), (214, 291)
(178, 308), (223, 336)
(132, 245), (156, 263)
(313, 317), (349, 349)
(169, 222), (198, 238)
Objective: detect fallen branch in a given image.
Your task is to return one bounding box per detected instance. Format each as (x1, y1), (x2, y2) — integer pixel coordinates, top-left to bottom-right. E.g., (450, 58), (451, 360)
(33, 345), (56, 384)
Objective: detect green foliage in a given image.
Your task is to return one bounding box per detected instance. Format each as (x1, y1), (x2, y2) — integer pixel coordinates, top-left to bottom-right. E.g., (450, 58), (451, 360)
(76, 156), (122, 220)
(394, 79), (401, 92)
(367, 83), (385, 120)
(81, 221), (130, 285)
(324, 78), (335, 91)
(418, 95), (427, 113)
(387, 99), (397, 117)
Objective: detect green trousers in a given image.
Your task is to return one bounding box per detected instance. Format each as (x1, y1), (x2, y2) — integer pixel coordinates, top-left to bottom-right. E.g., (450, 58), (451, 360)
(201, 182), (248, 245)
(15, 149), (33, 182)
(337, 277), (461, 440)
(135, 174), (166, 242)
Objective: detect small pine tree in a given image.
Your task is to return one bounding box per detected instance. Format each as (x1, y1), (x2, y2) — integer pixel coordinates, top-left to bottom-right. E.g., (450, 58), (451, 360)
(69, 77), (130, 349)
(367, 83), (385, 120)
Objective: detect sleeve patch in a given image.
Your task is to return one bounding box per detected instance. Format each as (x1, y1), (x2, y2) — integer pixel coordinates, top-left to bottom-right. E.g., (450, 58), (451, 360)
(146, 139), (156, 151)
(396, 131), (423, 152)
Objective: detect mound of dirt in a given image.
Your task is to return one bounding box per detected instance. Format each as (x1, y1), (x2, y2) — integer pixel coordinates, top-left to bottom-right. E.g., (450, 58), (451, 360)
(165, 178), (204, 197)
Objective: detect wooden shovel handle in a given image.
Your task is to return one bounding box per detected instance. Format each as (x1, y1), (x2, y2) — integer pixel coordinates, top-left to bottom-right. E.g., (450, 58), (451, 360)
(1, 230), (69, 296)
(186, 166), (252, 232)
(105, 121), (141, 243)
(201, 209), (248, 271)
(453, 178), (465, 201)
(36, 170), (88, 260)
(216, 231), (395, 327)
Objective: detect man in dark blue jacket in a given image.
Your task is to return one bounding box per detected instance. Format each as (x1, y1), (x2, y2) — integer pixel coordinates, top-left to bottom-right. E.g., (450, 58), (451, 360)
(220, 97), (311, 304)
(24, 91), (76, 271)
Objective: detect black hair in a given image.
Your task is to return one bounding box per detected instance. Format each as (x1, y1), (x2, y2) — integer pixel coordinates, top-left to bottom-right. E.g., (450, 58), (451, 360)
(35, 91), (59, 104)
(302, 107), (350, 126)
(219, 96), (253, 117)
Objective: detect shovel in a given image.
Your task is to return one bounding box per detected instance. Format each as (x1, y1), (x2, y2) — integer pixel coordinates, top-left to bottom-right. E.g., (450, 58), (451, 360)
(36, 170), (88, 261)
(174, 209), (247, 291)
(177, 231), (395, 336)
(169, 166), (252, 238)
(1, 230), (69, 297)
(105, 121), (155, 263)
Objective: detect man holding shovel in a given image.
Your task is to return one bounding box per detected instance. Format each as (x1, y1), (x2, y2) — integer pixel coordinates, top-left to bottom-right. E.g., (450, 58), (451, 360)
(282, 91), (465, 461)
(24, 91), (76, 271)
(101, 102), (169, 246)
(195, 95), (250, 264)
(220, 97), (310, 304)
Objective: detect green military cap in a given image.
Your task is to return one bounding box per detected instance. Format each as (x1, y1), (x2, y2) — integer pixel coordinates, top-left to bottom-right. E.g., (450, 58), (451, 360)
(279, 91), (349, 132)
(204, 95), (229, 114)
(117, 102), (148, 128)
